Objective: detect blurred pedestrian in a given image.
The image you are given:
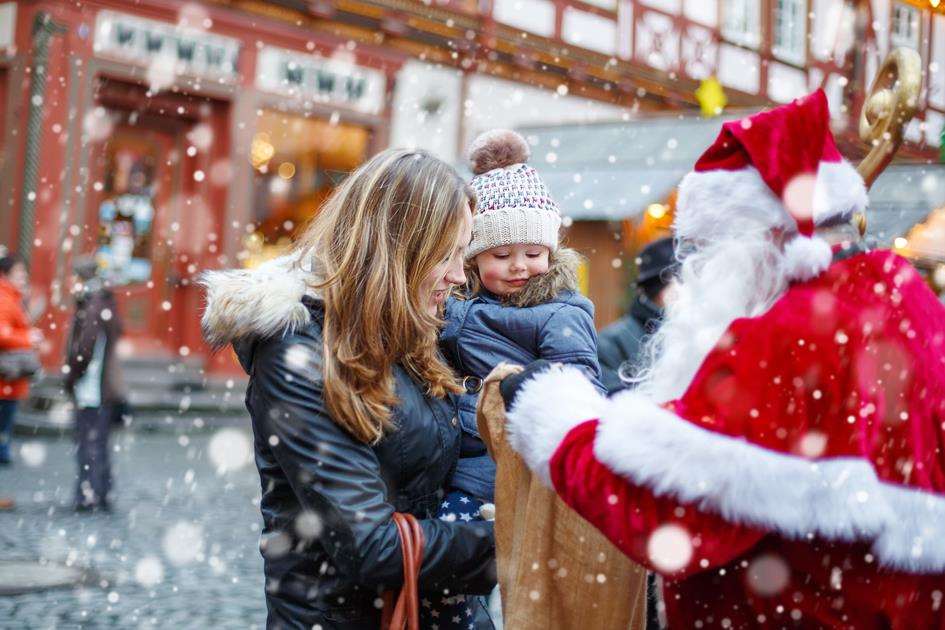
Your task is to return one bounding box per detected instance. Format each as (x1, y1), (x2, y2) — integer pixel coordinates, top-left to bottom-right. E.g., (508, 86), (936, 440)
(0, 253), (42, 466)
(596, 237), (677, 393)
(64, 257), (124, 511)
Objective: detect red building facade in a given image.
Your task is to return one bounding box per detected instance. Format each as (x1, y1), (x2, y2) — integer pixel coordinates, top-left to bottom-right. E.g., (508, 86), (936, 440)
(0, 0), (705, 375)
(2, 0), (942, 379)
(0, 1), (410, 374)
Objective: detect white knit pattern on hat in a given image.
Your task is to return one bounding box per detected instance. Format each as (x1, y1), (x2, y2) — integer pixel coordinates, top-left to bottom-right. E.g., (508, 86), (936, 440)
(467, 163), (561, 259)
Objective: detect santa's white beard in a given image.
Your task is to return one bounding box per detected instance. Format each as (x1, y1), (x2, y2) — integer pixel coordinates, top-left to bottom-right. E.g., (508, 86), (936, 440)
(632, 230), (789, 403)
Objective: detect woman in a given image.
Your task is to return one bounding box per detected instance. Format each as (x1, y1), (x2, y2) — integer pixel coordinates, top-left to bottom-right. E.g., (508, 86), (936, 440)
(202, 149), (496, 629)
(0, 254), (40, 465)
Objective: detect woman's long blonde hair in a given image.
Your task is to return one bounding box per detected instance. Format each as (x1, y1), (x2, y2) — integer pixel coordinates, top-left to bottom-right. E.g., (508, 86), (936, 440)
(295, 149), (471, 444)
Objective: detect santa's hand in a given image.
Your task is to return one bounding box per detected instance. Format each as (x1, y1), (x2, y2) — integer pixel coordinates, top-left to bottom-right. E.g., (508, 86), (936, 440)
(499, 359), (554, 411)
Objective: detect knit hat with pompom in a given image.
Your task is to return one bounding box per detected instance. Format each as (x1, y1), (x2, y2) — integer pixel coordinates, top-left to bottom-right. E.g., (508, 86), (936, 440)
(466, 129), (561, 259)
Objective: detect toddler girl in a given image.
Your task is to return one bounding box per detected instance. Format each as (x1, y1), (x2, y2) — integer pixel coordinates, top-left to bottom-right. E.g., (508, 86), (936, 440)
(426, 130), (604, 628)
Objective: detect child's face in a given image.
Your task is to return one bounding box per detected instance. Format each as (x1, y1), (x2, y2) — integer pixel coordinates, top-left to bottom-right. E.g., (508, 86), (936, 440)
(475, 244), (550, 297)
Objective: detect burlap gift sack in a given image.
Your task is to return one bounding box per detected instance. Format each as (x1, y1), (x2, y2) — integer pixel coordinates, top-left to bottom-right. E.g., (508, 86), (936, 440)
(476, 364), (648, 630)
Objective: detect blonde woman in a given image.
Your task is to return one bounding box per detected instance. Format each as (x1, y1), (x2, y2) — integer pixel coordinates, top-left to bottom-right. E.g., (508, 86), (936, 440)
(202, 150), (496, 629)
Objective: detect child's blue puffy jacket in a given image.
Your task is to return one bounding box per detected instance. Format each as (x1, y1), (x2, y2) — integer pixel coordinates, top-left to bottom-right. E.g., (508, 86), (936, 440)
(440, 248), (604, 501)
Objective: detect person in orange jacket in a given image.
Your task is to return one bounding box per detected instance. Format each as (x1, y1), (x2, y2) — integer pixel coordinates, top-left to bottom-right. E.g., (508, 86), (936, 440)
(0, 254), (41, 465)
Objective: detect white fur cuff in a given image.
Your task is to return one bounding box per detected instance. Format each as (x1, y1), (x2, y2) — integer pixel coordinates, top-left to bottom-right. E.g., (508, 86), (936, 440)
(505, 364), (606, 485)
(592, 390), (945, 573)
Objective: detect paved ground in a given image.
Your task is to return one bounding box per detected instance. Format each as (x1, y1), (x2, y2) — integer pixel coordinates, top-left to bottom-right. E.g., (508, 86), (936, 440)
(0, 427), (267, 628)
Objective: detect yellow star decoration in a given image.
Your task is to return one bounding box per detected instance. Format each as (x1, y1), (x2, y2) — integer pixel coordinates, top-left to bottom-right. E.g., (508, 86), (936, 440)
(696, 77), (727, 118)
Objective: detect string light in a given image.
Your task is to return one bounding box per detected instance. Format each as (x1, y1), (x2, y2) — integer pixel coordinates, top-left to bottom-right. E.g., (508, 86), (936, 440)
(647, 203), (668, 220)
(250, 132), (275, 169)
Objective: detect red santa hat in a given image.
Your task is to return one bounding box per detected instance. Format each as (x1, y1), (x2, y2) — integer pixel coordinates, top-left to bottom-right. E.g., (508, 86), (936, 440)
(677, 90), (867, 281)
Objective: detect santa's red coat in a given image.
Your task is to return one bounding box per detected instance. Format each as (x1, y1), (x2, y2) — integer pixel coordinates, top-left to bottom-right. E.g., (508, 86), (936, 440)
(506, 250), (945, 628)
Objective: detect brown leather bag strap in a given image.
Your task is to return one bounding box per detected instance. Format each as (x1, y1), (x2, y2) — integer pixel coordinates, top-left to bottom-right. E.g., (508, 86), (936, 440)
(405, 515), (424, 626)
(390, 515), (415, 628)
(381, 512), (426, 630)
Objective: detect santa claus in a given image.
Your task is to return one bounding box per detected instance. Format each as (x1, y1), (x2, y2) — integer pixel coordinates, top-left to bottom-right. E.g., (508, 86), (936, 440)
(497, 90), (945, 627)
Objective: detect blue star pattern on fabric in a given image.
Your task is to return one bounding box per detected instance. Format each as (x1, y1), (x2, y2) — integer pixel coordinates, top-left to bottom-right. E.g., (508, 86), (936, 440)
(419, 490), (489, 629)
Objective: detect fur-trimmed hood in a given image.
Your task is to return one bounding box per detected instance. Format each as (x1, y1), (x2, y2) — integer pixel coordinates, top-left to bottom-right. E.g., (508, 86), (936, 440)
(200, 253), (317, 351)
(473, 246), (584, 307)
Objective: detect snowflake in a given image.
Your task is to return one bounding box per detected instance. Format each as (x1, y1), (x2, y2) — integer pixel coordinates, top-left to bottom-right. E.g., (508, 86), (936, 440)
(135, 556), (165, 586)
(646, 524), (692, 573)
(746, 553), (790, 596)
(162, 521), (205, 566)
(207, 428), (252, 474)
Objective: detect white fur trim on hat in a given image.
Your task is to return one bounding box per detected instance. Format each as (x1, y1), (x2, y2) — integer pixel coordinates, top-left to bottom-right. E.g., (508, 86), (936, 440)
(676, 162), (867, 241)
(676, 167), (791, 241)
(782, 234), (833, 282)
(813, 160), (868, 224)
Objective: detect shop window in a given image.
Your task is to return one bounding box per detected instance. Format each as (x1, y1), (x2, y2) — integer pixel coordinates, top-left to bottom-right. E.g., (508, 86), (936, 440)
(772, 0), (807, 64)
(890, 3), (920, 50)
(722, 0), (761, 49)
(247, 110), (370, 265)
(95, 131), (158, 284)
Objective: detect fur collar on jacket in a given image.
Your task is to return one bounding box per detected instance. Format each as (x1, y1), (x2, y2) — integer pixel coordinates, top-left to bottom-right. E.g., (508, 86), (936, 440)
(200, 253), (317, 350)
(468, 247), (584, 308)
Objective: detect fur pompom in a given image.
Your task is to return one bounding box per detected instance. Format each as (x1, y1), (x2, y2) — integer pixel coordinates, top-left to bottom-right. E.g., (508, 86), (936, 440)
(467, 129), (531, 175)
(782, 235), (832, 282)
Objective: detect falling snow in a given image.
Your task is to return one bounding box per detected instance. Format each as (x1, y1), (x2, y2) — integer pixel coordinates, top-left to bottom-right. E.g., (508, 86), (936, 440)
(646, 524), (692, 573)
(207, 429), (253, 475)
(2, 0), (944, 627)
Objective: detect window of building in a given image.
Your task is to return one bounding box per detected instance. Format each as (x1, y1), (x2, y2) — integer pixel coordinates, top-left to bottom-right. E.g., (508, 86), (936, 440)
(891, 3), (920, 50)
(722, 0), (761, 49)
(772, 0), (807, 64)
(94, 128), (161, 285)
(246, 110), (371, 266)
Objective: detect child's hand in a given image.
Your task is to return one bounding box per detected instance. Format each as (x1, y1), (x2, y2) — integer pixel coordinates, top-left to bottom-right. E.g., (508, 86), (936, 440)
(483, 362), (523, 385)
